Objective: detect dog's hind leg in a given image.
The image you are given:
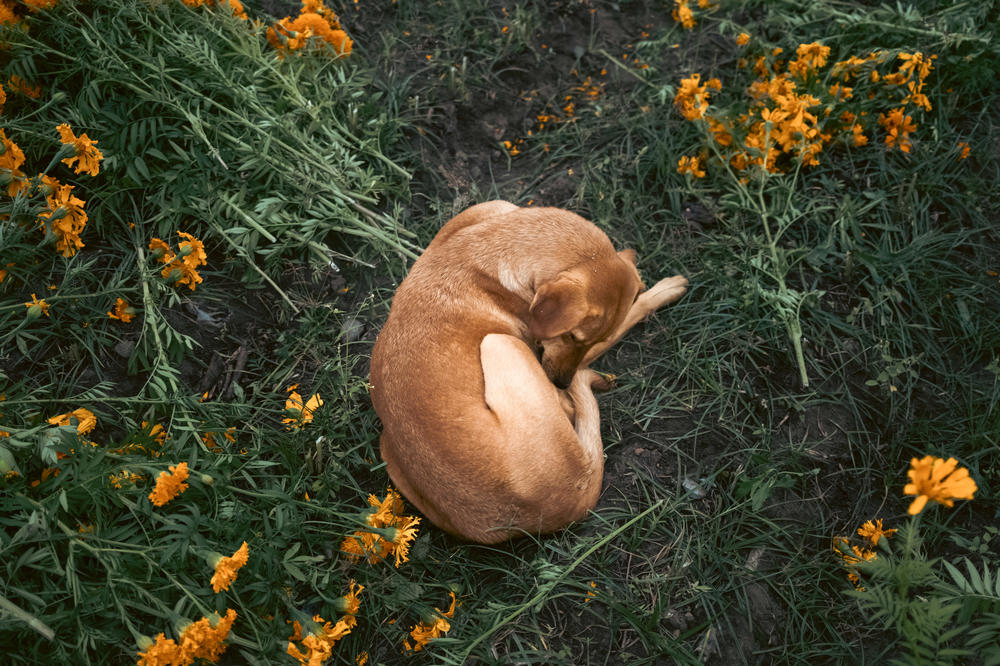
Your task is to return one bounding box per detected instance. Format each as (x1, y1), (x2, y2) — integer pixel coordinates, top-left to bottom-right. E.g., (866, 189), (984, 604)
(480, 334), (604, 518)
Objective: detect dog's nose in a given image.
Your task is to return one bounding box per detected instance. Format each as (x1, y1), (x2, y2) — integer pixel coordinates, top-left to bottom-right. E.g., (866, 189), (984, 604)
(552, 373), (573, 390)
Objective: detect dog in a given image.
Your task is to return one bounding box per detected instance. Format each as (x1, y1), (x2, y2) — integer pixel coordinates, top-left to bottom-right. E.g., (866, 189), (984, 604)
(370, 201), (687, 543)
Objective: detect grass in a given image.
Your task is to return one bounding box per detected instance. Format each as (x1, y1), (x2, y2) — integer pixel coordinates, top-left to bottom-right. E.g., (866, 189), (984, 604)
(1, 0), (999, 664)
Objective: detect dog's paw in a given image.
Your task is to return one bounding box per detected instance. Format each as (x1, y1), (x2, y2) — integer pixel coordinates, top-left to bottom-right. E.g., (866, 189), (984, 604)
(639, 275), (688, 311)
(589, 370), (617, 392)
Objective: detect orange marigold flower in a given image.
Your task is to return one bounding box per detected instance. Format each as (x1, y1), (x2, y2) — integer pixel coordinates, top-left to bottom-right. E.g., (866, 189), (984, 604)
(287, 614), (355, 665)
(137, 633), (184, 666)
(897, 52), (935, 82)
(0, 129), (25, 172)
(366, 487), (406, 527)
(341, 529), (390, 564)
(857, 519), (897, 546)
(177, 608), (238, 663)
(343, 488), (419, 566)
(677, 155), (706, 178)
(142, 421), (168, 447)
(333, 579), (364, 616)
(108, 297), (136, 323)
(707, 117), (732, 146)
(24, 293), (50, 318)
(0, 2), (18, 25)
(302, 0), (342, 26)
(267, 11), (353, 58)
(788, 42), (830, 78)
(385, 515), (420, 567)
(148, 238), (175, 263)
(48, 407), (96, 435)
(56, 124), (103, 176)
(404, 592), (459, 653)
(218, 0), (248, 19)
(903, 456), (977, 515)
(672, 0), (695, 29)
(202, 427), (236, 451)
(878, 107), (917, 153)
(851, 124), (868, 147)
(38, 181), (88, 257)
(161, 257), (202, 290)
(160, 231), (207, 291)
(0, 129), (27, 197)
(8, 75), (41, 99)
(24, 0), (59, 9)
(828, 83), (853, 101)
(177, 231), (207, 268)
(735, 32), (750, 46)
(674, 73), (712, 120)
(283, 389), (323, 429)
(210, 541), (249, 593)
(109, 469), (144, 489)
(957, 141), (970, 160)
(148, 462), (190, 507)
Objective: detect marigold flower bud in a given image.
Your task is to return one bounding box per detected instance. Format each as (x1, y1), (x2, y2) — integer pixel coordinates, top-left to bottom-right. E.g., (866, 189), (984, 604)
(177, 244), (194, 258)
(55, 142), (78, 159)
(0, 170), (12, 186)
(165, 268), (183, 282)
(135, 635), (155, 651)
(174, 618), (194, 637)
(200, 473), (214, 486)
(0, 446), (15, 474)
(26, 304), (44, 319)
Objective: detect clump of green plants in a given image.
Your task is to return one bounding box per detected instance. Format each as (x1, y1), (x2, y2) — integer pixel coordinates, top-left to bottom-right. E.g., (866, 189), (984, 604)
(0, 1), (443, 663)
(670, 36), (946, 388)
(833, 456), (997, 665)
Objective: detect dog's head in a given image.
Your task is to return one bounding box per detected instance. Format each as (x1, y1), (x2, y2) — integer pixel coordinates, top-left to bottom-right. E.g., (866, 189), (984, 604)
(528, 249), (643, 389)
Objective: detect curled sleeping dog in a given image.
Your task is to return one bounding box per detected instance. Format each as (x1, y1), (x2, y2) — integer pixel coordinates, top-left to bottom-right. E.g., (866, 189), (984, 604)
(370, 201), (687, 544)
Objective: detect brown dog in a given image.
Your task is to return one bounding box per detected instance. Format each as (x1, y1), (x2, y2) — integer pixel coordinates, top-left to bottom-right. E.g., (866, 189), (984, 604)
(370, 201), (687, 543)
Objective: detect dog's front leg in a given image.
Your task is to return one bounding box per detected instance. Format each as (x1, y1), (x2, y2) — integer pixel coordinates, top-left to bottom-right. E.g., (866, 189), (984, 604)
(582, 274), (688, 366)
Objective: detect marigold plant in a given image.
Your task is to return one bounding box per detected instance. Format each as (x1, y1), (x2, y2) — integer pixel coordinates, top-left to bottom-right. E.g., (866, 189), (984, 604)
(674, 45), (938, 178)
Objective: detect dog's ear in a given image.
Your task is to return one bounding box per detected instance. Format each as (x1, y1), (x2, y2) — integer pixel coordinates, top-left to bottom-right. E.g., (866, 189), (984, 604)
(617, 248), (637, 267)
(529, 276), (589, 340)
